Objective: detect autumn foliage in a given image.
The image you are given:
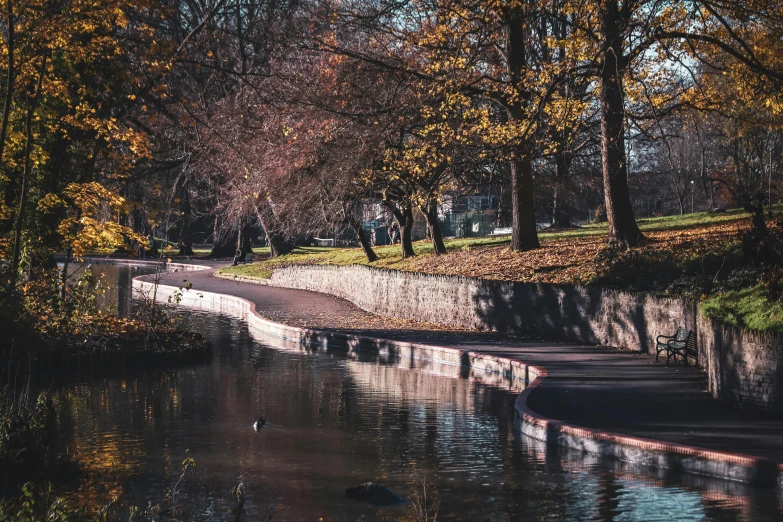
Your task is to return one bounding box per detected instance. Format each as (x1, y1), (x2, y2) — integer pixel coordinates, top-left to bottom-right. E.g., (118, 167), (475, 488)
(1, 0), (783, 331)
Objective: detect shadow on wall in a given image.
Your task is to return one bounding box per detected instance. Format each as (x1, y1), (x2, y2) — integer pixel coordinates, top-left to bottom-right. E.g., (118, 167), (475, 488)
(270, 264), (697, 355)
(468, 277), (695, 355)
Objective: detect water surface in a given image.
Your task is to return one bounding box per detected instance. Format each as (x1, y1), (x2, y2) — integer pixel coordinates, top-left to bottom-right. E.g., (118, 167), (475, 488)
(45, 263), (783, 521)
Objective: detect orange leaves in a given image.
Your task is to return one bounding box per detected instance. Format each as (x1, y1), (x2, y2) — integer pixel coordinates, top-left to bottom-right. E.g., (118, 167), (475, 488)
(384, 218), (749, 287)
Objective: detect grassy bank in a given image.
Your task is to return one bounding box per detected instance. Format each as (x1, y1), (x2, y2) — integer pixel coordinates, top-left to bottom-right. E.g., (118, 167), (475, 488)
(219, 208), (783, 332)
(701, 287), (783, 332)
(222, 209), (752, 283)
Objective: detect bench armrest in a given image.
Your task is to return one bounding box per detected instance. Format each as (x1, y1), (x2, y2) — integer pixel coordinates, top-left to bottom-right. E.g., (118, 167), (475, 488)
(656, 334), (675, 344)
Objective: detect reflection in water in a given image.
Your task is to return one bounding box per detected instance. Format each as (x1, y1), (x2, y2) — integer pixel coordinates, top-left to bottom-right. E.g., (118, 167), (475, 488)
(60, 260), (159, 317)
(45, 264), (782, 521)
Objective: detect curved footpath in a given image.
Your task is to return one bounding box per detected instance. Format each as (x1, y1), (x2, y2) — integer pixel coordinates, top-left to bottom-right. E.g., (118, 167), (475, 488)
(126, 258), (783, 489)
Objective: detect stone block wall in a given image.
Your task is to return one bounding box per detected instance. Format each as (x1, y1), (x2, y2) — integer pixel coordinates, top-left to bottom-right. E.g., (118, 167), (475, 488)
(698, 313), (783, 413)
(270, 265), (696, 355)
(271, 264), (783, 414)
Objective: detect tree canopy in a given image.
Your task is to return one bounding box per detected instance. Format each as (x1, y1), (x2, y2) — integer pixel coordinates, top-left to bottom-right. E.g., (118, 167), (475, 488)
(1, 0), (783, 288)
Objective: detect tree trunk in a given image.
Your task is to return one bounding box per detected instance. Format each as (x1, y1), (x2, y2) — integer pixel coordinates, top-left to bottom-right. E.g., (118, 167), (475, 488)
(552, 151), (573, 227)
(422, 198), (447, 255)
(238, 222), (253, 255)
(399, 205), (415, 259)
(351, 220), (378, 262)
(178, 189), (195, 256)
(263, 229), (289, 258)
(510, 154), (540, 251)
(10, 56), (46, 285)
(599, 1), (642, 248)
(382, 199), (416, 258)
(0, 0), (13, 166)
(209, 217), (237, 258)
(505, 11), (540, 251)
(385, 202), (416, 259)
(256, 200), (291, 258)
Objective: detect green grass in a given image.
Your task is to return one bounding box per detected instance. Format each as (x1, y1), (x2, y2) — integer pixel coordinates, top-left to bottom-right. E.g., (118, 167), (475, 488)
(538, 207), (754, 240)
(701, 287), (783, 332)
(221, 237), (521, 278)
(221, 208), (756, 277)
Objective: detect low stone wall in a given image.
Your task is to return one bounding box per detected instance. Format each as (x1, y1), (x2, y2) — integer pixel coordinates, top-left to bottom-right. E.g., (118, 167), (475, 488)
(270, 265), (696, 355)
(699, 313), (783, 413)
(270, 264), (783, 415)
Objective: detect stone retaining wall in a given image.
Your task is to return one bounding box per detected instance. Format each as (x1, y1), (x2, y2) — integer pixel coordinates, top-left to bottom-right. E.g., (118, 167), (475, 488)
(698, 313), (783, 413)
(270, 264), (783, 414)
(270, 265), (696, 355)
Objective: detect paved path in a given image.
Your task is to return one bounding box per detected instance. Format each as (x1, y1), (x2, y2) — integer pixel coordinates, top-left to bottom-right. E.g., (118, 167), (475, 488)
(164, 262), (783, 464)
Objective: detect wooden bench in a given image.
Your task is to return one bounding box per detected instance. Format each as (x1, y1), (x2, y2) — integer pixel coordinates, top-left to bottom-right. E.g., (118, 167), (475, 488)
(655, 326), (697, 366)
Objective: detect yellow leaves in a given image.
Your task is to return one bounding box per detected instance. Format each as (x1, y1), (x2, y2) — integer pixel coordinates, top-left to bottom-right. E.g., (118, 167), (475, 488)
(37, 193), (67, 213)
(64, 182), (127, 214)
(38, 182), (144, 260)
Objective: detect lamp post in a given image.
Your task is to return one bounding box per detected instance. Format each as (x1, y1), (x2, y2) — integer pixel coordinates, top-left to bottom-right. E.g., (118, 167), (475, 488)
(690, 180), (694, 214)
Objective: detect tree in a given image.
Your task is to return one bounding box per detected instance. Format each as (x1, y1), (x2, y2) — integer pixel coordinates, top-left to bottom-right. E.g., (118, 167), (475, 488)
(0, 0), (167, 290)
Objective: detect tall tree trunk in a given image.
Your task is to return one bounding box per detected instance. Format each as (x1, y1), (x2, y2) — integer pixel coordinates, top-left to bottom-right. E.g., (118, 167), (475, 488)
(350, 219), (378, 262)
(505, 11), (540, 251)
(256, 199), (291, 258)
(209, 217), (237, 258)
(510, 153), (540, 250)
(10, 55), (46, 285)
(238, 222), (253, 255)
(178, 189), (194, 256)
(599, 1), (642, 248)
(399, 205), (415, 259)
(422, 197), (447, 255)
(0, 19), (12, 231)
(0, 0), (13, 167)
(385, 202), (416, 259)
